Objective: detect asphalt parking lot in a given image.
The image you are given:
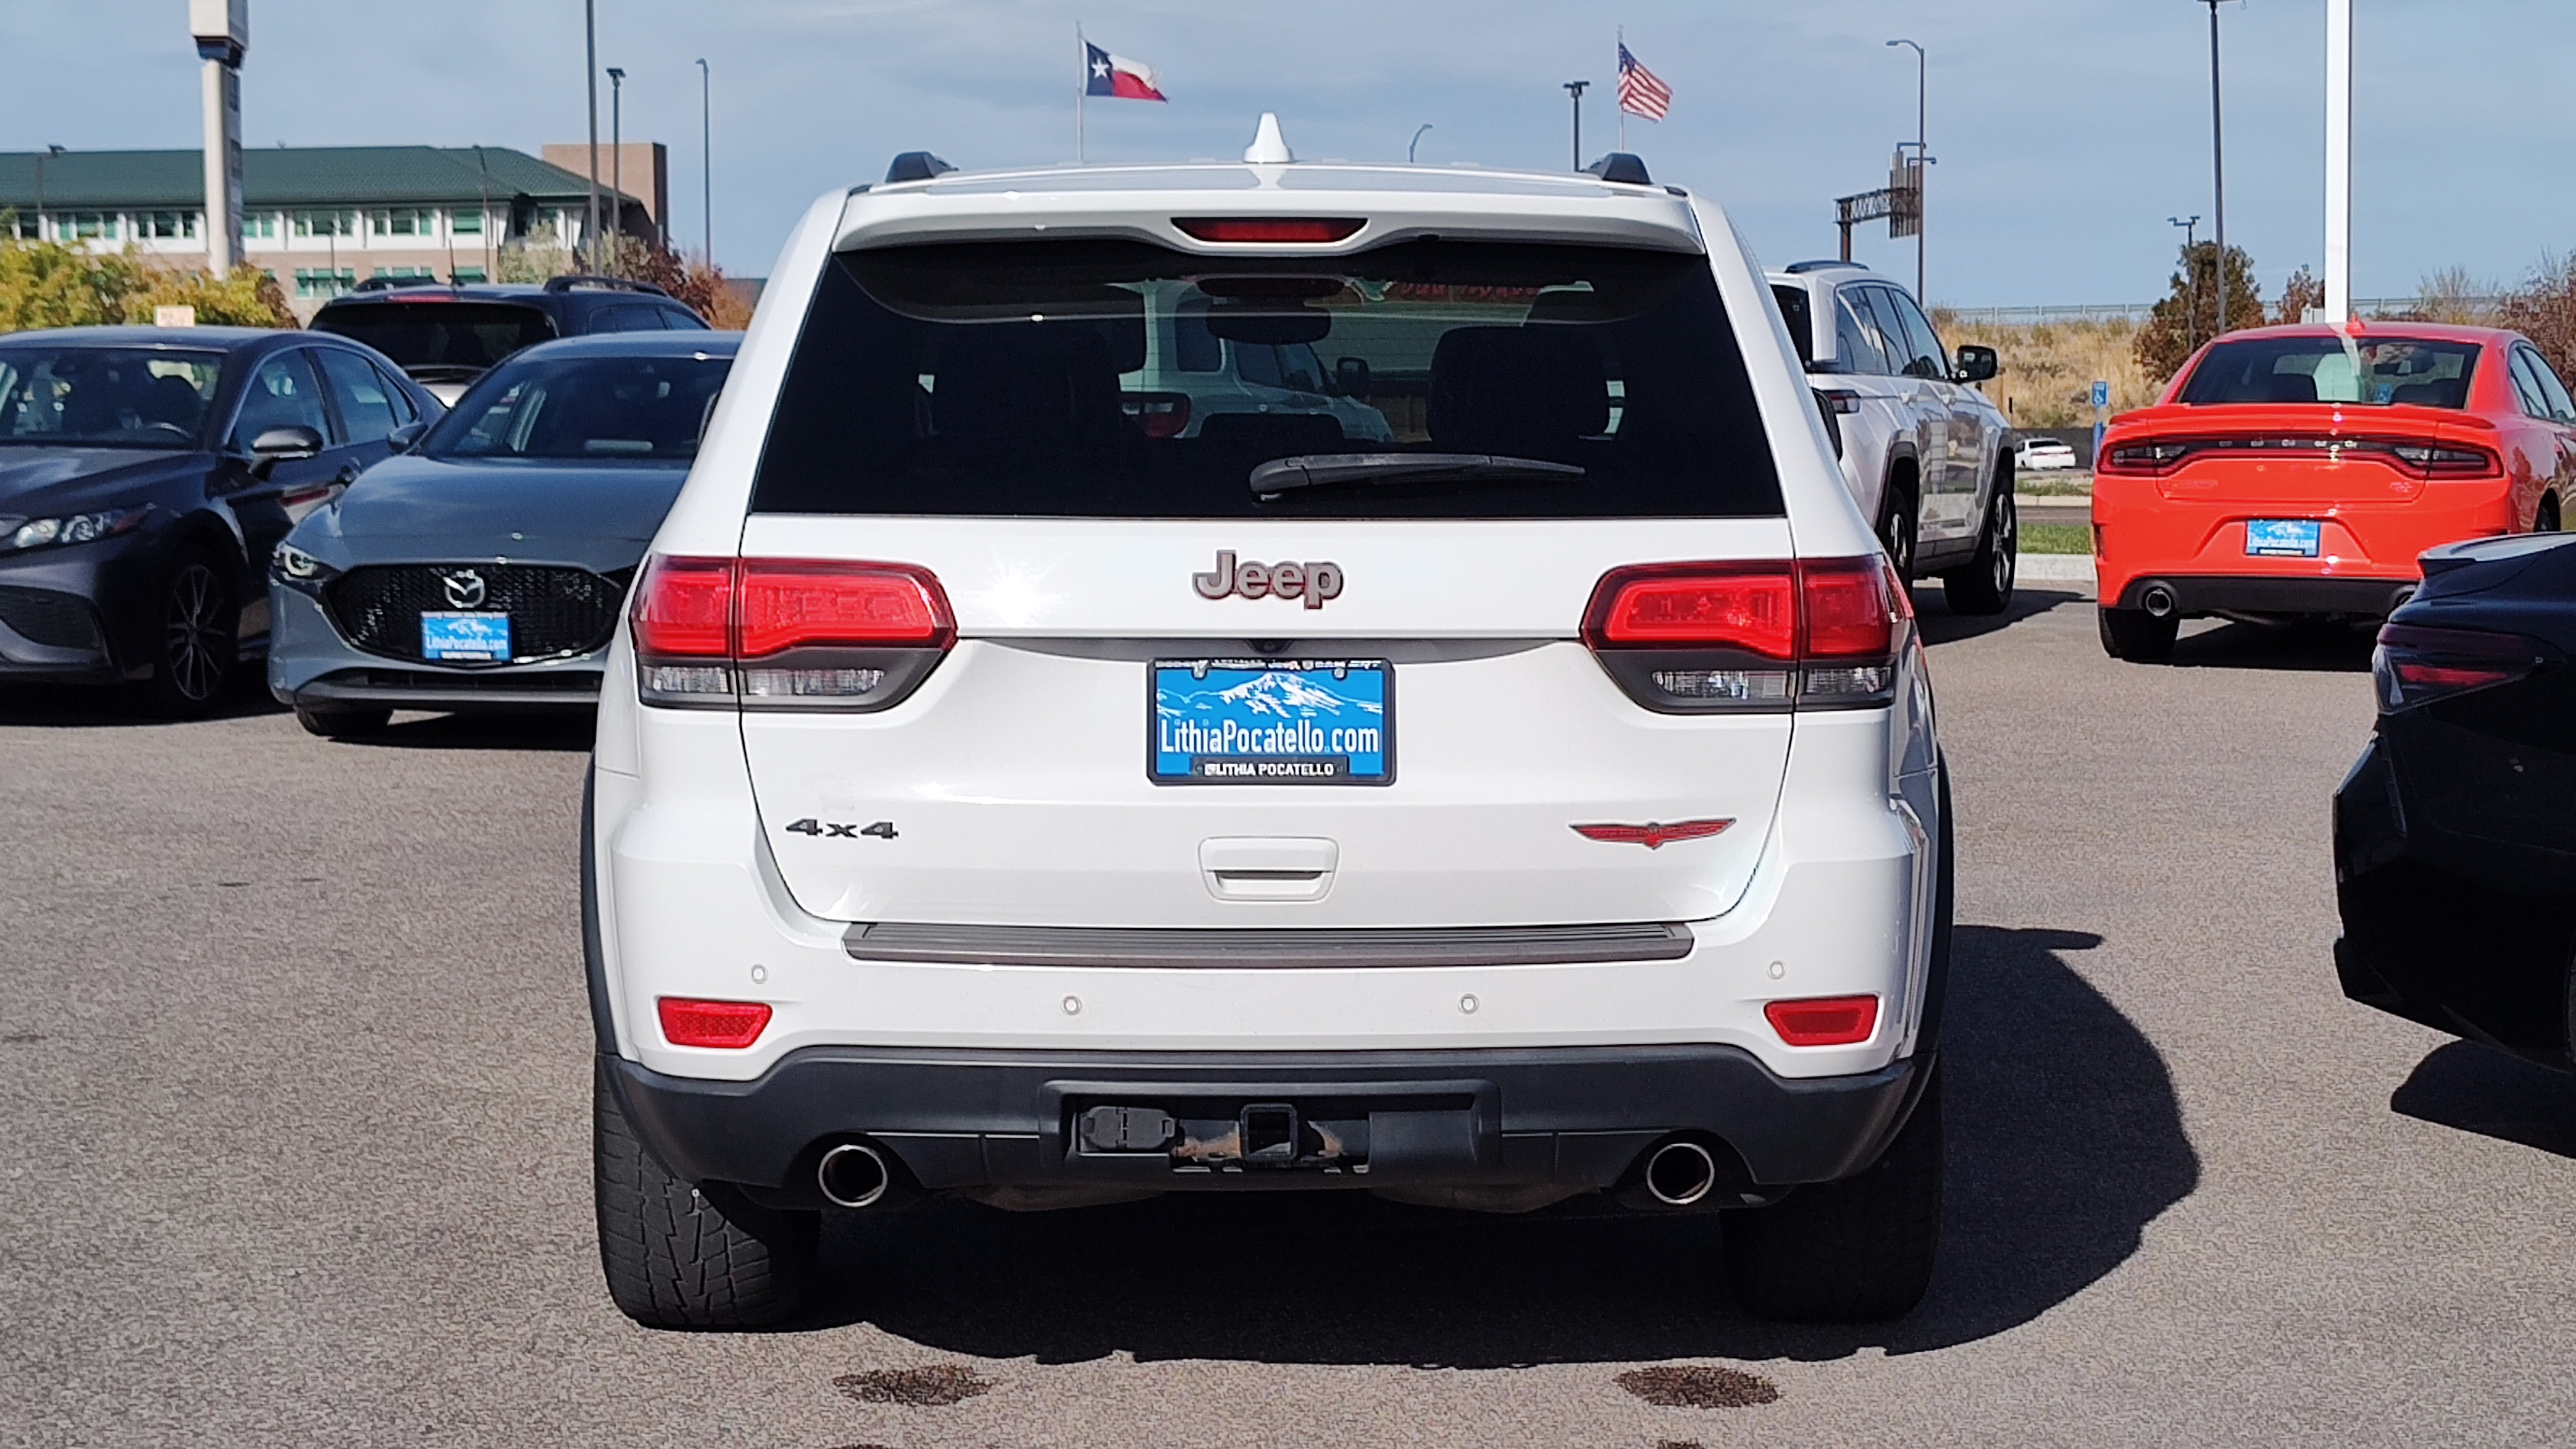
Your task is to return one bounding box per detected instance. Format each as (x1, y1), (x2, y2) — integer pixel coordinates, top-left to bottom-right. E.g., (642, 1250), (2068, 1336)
(5, 581), (2573, 1448)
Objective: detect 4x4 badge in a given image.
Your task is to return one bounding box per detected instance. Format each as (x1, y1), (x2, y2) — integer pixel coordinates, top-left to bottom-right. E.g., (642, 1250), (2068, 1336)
(1192, 550), (1345, 610)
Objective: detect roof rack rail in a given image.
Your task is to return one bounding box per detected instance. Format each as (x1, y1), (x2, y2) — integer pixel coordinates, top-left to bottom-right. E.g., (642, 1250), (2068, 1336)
(885, 151), (957, 184)
(348, 274), (455, 292)
(1584, 152), (1652, 186)
(540, 274), (672, 297)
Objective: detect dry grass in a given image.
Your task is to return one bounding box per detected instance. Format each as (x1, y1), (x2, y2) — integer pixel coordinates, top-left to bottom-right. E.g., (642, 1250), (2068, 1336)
(1935, 314), (2165, 428)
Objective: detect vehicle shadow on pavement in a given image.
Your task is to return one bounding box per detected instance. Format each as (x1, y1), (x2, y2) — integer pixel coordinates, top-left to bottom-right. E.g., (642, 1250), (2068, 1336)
(2161, 618), (2376, 674)
(802, 924), (2198, 1365)
(2390, 1040), (2576, 1159)
(1913, 586), (2084, 647)
(0, 682), (283, 728)
(341, 711), (597, 752)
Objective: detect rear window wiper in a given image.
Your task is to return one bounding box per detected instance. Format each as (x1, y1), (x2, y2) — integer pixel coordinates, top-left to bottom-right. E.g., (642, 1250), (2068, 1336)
(1250, 452), (1585, 499)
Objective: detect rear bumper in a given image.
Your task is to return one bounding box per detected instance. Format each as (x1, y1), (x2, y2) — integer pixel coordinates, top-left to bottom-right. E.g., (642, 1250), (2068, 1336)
(604, 1042), (1923, 1202)
(2107, 572), (2416, 618)
(2094, 477), (2513, 616)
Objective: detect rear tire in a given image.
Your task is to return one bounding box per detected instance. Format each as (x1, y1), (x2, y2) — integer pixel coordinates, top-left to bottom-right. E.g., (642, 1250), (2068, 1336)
(2097, 606), (2179, 662)
(593, 1058), (817, 1329)
(294, 704), (390, 739)
(1941, 484), (2017, 616)
(140, 548), (238, 719)
(1723, 1070), (1943, 1323)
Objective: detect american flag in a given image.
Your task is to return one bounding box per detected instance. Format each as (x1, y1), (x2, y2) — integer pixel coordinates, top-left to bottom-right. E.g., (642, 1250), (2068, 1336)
(1618, 43), (1672, 122)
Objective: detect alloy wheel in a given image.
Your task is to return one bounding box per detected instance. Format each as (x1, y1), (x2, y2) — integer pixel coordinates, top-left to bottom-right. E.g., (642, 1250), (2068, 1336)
(1991, 492), (2018, 595)
(164, 562), (230, 704)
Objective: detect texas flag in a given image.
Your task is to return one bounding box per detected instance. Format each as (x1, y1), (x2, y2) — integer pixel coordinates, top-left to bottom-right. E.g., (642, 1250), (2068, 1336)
(1085, 41), (1166, 101)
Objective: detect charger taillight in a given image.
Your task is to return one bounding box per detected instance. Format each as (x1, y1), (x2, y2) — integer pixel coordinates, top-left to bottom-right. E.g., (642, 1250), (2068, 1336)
(1582, 557), (1911, 713)
(631, 555), (956, 711)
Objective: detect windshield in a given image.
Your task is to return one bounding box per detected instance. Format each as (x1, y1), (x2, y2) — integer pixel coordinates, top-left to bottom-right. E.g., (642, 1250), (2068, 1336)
(750, 238), (1783, 519)
(313, 302), (558, 377)
(2180, 335), (2482, 408)
(0, 347), (224, 448)
(420, 352), (731, 463)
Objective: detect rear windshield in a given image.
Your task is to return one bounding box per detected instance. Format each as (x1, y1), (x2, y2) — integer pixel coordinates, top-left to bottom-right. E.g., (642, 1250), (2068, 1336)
(751, 239), (1783, 519)
(313, 302), (558, 378)
(1770, 284), (1813, 367)
(2180, 335), (2481, 408)
(420, 352), (731, 463)
(0, 347), (224, 448)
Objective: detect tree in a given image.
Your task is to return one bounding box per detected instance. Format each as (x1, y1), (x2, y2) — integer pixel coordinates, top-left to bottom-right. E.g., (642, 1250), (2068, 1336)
(2405, 267), (2497, 325)
(0, 220), (292, 331)
(2499, 253), (2576, 387)
(2275, 267), (2323, 326)
(2135, 242), (2265, 380)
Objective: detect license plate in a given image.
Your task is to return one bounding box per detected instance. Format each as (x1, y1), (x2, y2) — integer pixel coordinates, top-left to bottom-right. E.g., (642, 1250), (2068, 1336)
(1152, 658), (1392, 785)
(421, 611), (512, 662)
(2246, 519), (2322, 558)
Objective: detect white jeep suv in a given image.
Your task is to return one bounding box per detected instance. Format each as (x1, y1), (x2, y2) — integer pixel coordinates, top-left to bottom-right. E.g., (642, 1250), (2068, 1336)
(586, 140), (1951, 1329)
(1768, 260), (2018, 613)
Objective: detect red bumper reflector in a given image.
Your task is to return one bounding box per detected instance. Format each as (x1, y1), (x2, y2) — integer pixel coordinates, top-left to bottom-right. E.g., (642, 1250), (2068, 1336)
(658, 997), (774, 1049)
(1764, 995), (1879, 1047)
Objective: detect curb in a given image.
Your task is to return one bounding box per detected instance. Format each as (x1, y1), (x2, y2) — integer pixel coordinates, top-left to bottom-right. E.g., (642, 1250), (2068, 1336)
(2015, 554), (2096, 583)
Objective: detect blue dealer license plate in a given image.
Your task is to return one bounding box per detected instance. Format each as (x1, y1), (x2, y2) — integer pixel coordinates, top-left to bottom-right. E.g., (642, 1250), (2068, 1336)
(2245, 519), (2322, 558)
(1152, 658), (1392, 784)
(421, 611), (512, 662)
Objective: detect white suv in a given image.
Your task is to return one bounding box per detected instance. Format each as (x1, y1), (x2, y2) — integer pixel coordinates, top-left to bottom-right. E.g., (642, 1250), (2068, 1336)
(586, 138), (1950, 1329)
(1768, 261), (2018, 613)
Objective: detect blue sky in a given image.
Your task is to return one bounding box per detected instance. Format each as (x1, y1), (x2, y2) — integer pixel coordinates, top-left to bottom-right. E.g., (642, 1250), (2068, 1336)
(9, 1), (2571, 307)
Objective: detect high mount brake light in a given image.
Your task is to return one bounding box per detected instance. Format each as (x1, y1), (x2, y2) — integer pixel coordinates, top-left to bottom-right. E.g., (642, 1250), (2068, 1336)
(657, 997), (772, 1049)
(1765, 995), (1879, 1047)
(2101, 434), (2501, 479)
(1582, 558), (1911, 713)
(2372, 622), (2558, 712)
(631, 555), (957, 711)
(1172, 217), (1365, 244)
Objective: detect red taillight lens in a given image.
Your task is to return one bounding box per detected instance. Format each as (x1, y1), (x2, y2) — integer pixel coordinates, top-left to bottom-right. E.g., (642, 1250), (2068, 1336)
(1801, 557), (1903, 658)
(1173, 216), (1365, 243)
(736, 560), (952, 657)
(1765, 995), (1880, 1047)
(631, 555), (735, 657)
(1585, 567), (1797, 657)
(657, 997), (772, 1049)
(2372, 622), (2557, 711)
(1124, 391), (1192, 439)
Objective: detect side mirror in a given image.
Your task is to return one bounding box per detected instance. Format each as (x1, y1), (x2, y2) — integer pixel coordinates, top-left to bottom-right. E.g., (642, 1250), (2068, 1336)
(387, 421), (428, 454)
(248, 425), (324, 479)
(1804, 357), (1841, 375)
(1952, 345), (1999, 384)
(1333, 357), (1372, 398)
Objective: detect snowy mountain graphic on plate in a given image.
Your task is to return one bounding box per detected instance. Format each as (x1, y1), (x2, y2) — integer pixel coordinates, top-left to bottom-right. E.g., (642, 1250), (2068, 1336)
(1151, 659), (1392, 784)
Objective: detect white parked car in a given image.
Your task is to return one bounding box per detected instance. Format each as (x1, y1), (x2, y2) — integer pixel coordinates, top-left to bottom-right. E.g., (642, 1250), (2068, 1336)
(1768, 261), (2017, 613)
(2016, 435), (2080, 472)
(586, 133), (1950, 1330)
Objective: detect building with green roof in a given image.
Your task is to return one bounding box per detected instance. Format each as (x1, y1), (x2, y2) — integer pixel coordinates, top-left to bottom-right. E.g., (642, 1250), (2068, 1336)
(0, 145), (660, 313)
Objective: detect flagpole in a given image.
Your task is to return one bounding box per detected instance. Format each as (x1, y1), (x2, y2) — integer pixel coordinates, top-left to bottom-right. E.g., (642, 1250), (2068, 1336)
(1617, 27), (1626, 153)
(1075, 21), (1087, 164)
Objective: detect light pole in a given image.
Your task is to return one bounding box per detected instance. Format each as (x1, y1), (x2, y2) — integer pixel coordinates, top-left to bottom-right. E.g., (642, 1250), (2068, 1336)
(2193, 0), (2229, 336)
(1886, 38), (1926, 303)
(697, 58), (712, 264)
(2324, 0), (2351, 324)
(33, 143), (63, 241)
(1563, 81), (1589, 171)
(607, 65), (625, 270)
(1409, 123), (1432, 164)
(2170, 214), (2202, 350)
(583, 0), (600, 274)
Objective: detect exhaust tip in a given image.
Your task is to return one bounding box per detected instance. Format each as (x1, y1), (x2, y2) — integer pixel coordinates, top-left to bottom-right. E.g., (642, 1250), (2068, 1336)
(817, 1141), (891, 1209)
(1643, 1140), (1718, 1208)
(2140, 583), (2178, 618)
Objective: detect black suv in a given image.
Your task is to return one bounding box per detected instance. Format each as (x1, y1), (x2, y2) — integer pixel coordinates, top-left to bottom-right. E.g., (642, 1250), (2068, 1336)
(309, 275), (709, 404)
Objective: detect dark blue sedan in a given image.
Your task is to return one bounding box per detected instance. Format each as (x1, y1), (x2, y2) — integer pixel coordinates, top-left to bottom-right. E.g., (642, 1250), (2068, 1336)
(266, 330), (738, 736)
(0, 326), (443, 715)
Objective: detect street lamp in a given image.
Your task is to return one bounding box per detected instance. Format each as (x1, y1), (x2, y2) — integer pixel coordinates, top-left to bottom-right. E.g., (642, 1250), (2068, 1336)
(2170, 214), (2202, 350)
(1886, 38), (1926, 303)
(2191, 0), (2230, 336)
(33, 143), (64, 242)
(1563, 81), (1589, 172)
(1409, 123), (1433, 164)
(607, 65), (626, 269)
(697, 58), (713, 264)
(583, 0), (600, 273)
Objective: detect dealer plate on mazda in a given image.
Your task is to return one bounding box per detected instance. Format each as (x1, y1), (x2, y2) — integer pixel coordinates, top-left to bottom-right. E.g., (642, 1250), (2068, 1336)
(421, 611), (513, 662)
(1151, 658), (1392, 785)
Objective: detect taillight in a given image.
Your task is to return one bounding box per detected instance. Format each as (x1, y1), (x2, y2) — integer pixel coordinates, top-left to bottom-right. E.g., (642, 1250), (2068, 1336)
(2101, 438), (2190, 474)
(1123, 392), (1192, 438)
(1172, 216), (1365, 243)
(2099, 434), (2500, 479)
(657, 997), (772, 1049)
(1765, 995), (1879, 1047)
(2372, 622), (2558, 712)
(1582, 557), (1911, 713)
(631, 555), (957, 711)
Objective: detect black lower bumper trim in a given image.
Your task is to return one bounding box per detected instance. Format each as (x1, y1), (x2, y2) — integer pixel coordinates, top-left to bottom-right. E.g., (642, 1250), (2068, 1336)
(606, 1043), (1919, 1202)
(286, 666), (601, 711)
(2116, 573), (2412, 618)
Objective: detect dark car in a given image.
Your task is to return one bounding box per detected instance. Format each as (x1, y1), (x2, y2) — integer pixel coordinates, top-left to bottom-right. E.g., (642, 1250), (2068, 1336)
(309, 275), (710, 407)
(2334, 530), (2576, 1072)
(267, 330), (738, 735)
(0, 326), (444, 715)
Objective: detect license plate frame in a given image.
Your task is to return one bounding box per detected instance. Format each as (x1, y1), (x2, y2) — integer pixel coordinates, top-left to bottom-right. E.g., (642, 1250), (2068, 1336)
(1150, 657), (1394, 786)
(2245, 518), (2323, 558)
(420, 610), (513, 663)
